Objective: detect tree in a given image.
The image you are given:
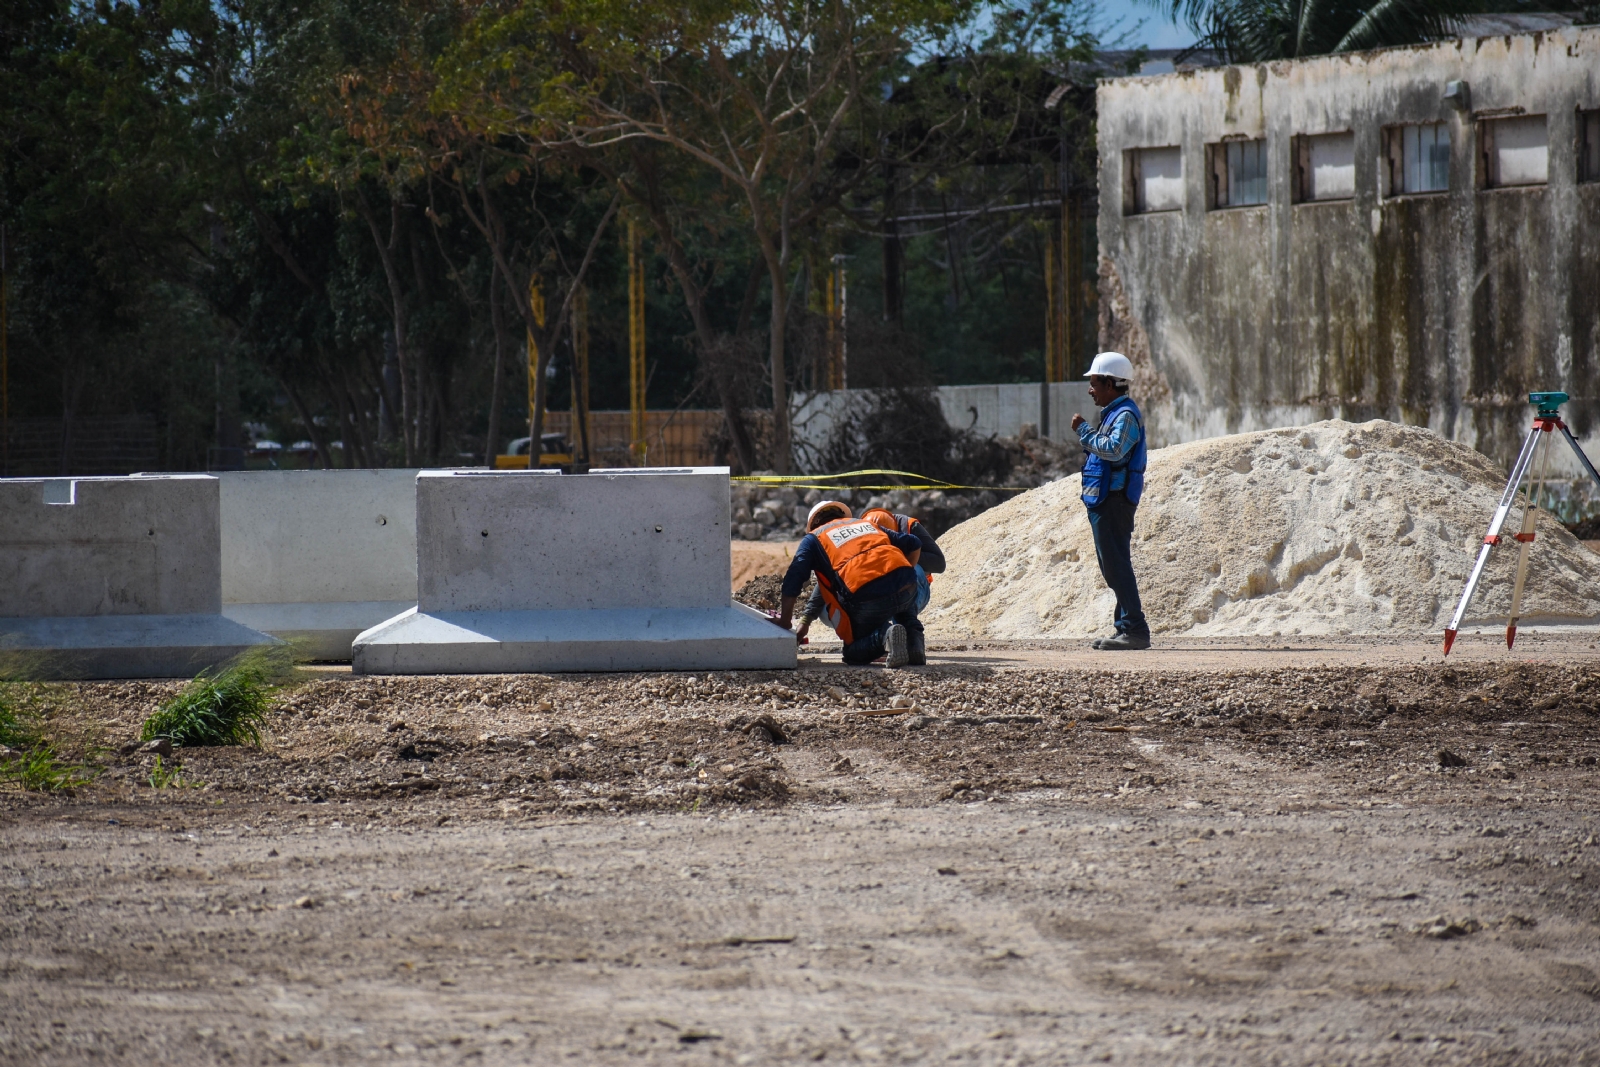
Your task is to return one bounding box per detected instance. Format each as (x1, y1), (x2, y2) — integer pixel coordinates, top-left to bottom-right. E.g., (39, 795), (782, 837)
(440, 0), (981, 472)
(1155, 0), (1467, 61)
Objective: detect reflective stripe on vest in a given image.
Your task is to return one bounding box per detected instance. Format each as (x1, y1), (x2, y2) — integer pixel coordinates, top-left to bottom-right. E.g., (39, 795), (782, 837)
(1080, 396), (1147, 508)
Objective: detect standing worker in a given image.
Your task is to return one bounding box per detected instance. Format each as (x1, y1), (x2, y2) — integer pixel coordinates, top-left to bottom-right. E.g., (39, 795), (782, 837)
(779, 501), (924, 668)
(1071, 352), (1150, 651)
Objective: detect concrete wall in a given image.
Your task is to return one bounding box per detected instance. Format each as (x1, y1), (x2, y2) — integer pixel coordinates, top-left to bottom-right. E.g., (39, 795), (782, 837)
(0, 476), (275, 678)
(353, 469), (796, 673)
(793, 383), (1084, 459)
(218, 470), (419, 659)
(2, 476), (221, 617)
(1096, 27), (1600, 490)
(416, 469), (729, 612)
(219, 470), (418, 606)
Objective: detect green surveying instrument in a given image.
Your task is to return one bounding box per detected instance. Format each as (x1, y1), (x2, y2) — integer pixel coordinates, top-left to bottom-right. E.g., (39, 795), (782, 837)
(1444, 391), (1600, 654)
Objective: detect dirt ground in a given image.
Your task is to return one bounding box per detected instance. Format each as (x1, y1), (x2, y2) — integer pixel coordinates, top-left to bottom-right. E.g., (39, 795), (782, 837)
(4, 636), (1600, 1064)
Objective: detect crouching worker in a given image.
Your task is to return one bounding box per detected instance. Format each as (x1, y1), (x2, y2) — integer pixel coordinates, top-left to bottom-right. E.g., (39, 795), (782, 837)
(860, 507), (944, 614)
(778, 501), (925, 668)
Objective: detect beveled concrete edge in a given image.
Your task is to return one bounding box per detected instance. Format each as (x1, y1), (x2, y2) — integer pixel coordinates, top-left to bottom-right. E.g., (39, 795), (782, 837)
(0, 613), (280, 680)
(224, 601), (418, 663)
(350, 606), (798, 675)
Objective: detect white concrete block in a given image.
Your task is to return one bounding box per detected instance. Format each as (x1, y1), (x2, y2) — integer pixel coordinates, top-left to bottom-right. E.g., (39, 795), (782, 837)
(353, 468), (797, 674)
(219, 469), (419, 660)
(0, 476), (276, 679)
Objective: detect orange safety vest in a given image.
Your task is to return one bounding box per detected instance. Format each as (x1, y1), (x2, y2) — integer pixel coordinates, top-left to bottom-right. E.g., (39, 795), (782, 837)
(864, 510), (934, 590)
(810, 517), (912, 644)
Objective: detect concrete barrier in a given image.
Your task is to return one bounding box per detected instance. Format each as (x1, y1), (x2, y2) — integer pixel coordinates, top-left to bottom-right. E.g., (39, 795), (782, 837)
(219, 470), (419, 660)
(0, 476), (277, 679)
(352, 468), (798, 674)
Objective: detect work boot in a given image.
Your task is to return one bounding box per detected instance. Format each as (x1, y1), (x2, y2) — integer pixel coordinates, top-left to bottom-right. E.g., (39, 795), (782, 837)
(885, 623), (910, 668)
(1098, 631), (1151, 651)
(907, 630), (927, 666)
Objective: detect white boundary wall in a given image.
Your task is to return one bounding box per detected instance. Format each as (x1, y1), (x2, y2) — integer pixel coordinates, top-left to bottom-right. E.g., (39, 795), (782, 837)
(792, 383), (1081, 462)
(219, 470), (420, 660)
(352, 468), (797, 674)
(0, 476), (276, 678)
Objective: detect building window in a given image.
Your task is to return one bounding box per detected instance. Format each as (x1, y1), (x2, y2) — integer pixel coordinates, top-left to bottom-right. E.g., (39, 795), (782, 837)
(1384, 123), (1450, 196)
(1580, 109), (1600, 183)
(1292, 132), (1355, 202)
(1123, 146), (1184, 214)
(1480, 114), (1548, 188)
(1207, 138), (1267, 208)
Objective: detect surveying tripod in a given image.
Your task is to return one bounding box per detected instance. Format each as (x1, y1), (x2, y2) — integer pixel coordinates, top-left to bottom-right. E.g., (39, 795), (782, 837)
(1444, 392), (1600, 654)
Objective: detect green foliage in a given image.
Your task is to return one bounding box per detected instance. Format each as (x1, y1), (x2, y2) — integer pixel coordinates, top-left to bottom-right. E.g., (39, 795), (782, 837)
(1155, 0), (1470, 62)
(148, 755), (203, 791)
(140, 648), (296, 749)
(0, 684), (97, 794)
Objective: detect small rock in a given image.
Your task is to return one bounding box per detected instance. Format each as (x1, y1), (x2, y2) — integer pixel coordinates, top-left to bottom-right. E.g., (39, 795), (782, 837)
(826, 686), (847, 702)
(1480, 826), (1507, 837)
(1436, 748), (1468, 769)
(1497, 914), (1537, 929)
(889, 695), (914, 709)
(906, 715), (935, 731)
(535, 701), (554, 713)
(830, 756), (854, 774)
(741, 714), (789, 744)
(1414, 915), (1480, 939)
(294, 896), (318, 909)
(937, 867), (958, 876)
(386, 721), (409, 733)
(141, 738), (173, 757)
(117, 740), (144, 757)
(0, 744), (17, 761)
(1486, 762), (1516, 780)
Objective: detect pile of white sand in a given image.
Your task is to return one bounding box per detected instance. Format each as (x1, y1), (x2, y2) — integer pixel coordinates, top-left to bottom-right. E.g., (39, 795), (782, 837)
(925, 419), (1600, 638)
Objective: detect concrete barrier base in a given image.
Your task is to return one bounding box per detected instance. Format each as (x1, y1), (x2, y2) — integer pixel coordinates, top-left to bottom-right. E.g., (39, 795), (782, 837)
(351, 603), (797, 674)
(223, 601), (416, 662)
(0, 614), (280, 680)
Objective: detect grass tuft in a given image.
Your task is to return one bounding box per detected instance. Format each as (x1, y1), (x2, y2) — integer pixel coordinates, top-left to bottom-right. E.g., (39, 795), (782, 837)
(0, 683), (96, 793)
(140, 647), (297, 748)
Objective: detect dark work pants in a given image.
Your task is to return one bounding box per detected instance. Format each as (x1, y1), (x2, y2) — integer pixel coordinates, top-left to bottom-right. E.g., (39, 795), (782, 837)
(841, 582), (923, 665)
(1087, 491), (1149, 639)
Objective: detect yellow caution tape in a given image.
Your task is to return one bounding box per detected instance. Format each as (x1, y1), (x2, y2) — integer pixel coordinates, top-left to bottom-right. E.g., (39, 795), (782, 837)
(729, 468), (1027, 493)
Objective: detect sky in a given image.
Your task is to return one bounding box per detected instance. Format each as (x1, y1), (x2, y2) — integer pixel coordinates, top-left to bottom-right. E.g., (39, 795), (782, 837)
(1093, 0), (1199, 49)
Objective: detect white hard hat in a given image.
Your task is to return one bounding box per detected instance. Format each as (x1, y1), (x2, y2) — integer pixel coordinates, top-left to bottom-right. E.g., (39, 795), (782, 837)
(1085, 351), (1134, 382)
(806, 500), (852, 529)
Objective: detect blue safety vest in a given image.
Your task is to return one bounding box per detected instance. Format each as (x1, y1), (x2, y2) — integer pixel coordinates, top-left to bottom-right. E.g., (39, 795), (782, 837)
(1080, 396), (1146, 508)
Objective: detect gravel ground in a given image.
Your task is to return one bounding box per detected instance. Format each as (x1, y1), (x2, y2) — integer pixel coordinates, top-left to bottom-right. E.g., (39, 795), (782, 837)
(4, 645), (1600, 1064)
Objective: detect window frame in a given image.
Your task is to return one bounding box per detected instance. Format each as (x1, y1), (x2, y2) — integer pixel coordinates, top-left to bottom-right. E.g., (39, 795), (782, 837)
(1383, 122), (1452, 198)
(1291, 131), (1357, 204)
(1478, 113), (1550, 190)
(1205, 136), (1268, 210)
(1122, 145), (1185, 216)
(1580, 109), (1600, 184)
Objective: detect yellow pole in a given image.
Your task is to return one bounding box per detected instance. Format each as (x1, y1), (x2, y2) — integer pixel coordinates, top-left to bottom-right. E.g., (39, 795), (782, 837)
(570, 285), (591, 465)
(1, 225), (8, 477)
(1043, 226), (1059, 383)
(628, 222), (647, 465)
(527, 273), (545, 462)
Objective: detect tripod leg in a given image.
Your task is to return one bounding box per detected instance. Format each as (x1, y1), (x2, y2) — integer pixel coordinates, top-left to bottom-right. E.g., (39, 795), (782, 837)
(1444, 425), (1543, 654)
(1506, 428), (1554, 649)
(1559, 422), (1600, 493)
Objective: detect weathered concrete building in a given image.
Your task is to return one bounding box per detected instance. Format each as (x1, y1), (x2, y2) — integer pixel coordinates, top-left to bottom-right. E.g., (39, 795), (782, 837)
(1096, 26), (1600, 489)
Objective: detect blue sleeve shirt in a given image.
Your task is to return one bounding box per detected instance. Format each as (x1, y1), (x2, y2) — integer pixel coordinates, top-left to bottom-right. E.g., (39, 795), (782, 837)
(1078, 408), (1140, 493)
